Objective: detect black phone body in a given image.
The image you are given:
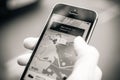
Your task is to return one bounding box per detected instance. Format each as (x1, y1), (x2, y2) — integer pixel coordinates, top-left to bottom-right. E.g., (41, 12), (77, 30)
(21, 4), (98, 80)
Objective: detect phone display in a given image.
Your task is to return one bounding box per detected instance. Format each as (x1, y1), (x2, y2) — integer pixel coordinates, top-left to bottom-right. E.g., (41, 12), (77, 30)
(21, 4), (97, 80)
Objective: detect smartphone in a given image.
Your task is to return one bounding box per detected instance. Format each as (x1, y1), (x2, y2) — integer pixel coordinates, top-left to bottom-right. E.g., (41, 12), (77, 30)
(20, 4), (98, 80)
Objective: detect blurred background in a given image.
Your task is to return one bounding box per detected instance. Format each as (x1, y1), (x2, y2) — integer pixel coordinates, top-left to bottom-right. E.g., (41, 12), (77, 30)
(0, 0), (120, 80)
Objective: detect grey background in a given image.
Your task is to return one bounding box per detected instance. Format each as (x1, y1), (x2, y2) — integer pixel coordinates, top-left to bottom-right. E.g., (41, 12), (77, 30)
(1, 0), (120, 80)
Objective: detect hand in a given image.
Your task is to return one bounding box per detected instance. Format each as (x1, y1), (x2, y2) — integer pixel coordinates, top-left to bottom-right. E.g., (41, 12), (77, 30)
(18, 36), (102, 80)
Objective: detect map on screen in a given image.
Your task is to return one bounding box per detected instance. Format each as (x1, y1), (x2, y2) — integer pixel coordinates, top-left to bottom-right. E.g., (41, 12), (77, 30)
(24, 14), (91, 80)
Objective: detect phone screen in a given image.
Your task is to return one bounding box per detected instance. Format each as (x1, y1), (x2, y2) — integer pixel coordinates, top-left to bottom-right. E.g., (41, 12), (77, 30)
(24, 12), (91, 80)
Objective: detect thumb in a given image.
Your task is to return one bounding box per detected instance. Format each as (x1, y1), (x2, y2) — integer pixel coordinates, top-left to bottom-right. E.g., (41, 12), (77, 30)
(67, 36), (99, 80)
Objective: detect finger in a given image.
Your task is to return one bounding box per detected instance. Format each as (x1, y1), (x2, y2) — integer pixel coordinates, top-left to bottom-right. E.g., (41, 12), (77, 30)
(67, 36), (100, 80)
(74, 36), (88, 57)
(94, 66), (102, 80)
(24, 37), (39, 50)
(17, 52), (32, 66)
(6, 57), (26, 79)
(74, 36), (99, 63)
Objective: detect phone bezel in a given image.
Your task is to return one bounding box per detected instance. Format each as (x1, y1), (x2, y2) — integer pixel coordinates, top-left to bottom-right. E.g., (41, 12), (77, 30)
(20, 4), (98, 80)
